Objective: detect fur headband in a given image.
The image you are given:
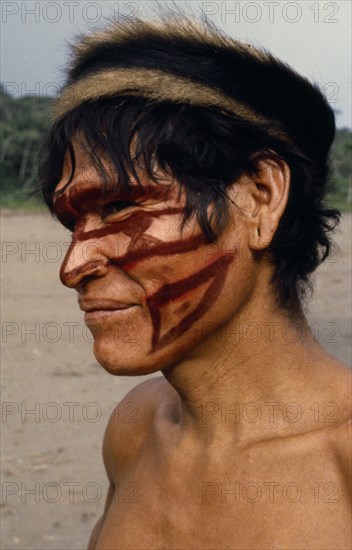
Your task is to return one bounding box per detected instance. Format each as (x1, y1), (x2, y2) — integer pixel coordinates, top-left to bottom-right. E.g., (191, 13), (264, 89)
(53, 15), (335, 161)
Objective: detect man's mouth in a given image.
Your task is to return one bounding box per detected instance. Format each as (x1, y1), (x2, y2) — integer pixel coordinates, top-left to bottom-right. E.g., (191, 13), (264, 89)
(79, 299), (138, 323)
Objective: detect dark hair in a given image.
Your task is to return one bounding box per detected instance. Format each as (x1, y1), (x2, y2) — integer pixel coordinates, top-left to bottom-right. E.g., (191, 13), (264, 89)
(38, 95), (340, 309)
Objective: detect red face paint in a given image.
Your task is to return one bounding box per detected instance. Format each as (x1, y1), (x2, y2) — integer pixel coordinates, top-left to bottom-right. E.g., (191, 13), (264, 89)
(55, 182), (235, 354)
(53, 183), (173, 228)
(147, 253), (233, 351)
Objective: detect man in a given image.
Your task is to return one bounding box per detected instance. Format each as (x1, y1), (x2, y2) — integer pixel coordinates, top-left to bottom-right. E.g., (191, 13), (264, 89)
(39, 12), (351, 549)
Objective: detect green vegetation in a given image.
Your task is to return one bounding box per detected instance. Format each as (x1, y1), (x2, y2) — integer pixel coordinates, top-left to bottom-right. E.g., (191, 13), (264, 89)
(1, 85), (351, 212)
(1, 85), (51, 209)
(326, 128), (352, 211)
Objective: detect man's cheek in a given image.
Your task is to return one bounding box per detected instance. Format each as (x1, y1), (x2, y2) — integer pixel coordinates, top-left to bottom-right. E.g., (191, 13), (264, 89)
(123, 242), (210, 294)
(146, 253), (234, 352)
(155, 280), (211, 341)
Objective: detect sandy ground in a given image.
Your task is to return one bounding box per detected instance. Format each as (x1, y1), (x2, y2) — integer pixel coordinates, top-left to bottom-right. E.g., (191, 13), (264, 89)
(1, 211), (351, 550)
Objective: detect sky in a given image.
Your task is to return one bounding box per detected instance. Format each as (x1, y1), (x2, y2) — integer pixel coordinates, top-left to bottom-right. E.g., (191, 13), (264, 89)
(1, 0), (351, 128)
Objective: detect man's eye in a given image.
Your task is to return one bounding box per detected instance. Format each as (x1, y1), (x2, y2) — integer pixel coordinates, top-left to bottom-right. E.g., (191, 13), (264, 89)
(102, 201), (138, 218)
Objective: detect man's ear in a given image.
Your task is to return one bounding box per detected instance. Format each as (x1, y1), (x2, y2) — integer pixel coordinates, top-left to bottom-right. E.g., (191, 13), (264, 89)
(230, 154), (290, 251)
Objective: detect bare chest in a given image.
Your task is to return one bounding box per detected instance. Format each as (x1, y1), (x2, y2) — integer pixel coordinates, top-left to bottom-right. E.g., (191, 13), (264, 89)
(96, 447), (350, 549)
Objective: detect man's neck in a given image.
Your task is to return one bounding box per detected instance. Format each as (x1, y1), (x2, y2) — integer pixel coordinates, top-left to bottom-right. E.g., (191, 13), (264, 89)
(161, 302), (331, 453)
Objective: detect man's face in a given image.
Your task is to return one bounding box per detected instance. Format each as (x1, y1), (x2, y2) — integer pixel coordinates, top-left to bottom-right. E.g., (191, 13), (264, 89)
(53, 141), (256, 375)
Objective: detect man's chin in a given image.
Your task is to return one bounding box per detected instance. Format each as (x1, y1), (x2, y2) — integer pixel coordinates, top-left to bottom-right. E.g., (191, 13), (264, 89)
(90, 327), (200, 375)
(92, 343), (162, 376)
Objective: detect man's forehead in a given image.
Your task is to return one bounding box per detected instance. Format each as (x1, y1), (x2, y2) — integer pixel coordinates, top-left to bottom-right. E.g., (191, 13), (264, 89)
(57, 146), (110, 186)
(57, 137), (176, 189)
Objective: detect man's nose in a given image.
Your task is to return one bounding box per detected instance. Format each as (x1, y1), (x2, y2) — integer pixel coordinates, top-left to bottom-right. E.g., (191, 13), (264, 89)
(60, 238), (109, 288)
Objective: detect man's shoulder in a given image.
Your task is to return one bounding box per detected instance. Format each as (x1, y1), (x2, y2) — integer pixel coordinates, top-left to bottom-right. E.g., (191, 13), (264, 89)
(102, 377), (175, 482)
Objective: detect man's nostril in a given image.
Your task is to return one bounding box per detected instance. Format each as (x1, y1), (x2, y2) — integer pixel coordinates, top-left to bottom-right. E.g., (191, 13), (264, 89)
(60, 260), (109, 288)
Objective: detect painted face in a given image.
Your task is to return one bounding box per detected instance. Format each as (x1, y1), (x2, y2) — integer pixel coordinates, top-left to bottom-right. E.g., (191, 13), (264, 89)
(53, 142), (254, 374)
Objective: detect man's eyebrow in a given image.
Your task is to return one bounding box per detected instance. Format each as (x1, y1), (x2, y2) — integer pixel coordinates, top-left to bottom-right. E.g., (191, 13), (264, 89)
(52, 182), (173, 217)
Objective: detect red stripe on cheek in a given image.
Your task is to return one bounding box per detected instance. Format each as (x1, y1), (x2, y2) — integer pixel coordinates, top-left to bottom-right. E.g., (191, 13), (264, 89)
(147, 254), (235, 352)
(120, 234), (206, 270)
(64, 207), (208, 275)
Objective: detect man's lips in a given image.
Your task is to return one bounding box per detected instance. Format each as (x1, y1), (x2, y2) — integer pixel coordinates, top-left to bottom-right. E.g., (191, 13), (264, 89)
(79, 299), (138, 323)
(79, 299), (136, 312)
